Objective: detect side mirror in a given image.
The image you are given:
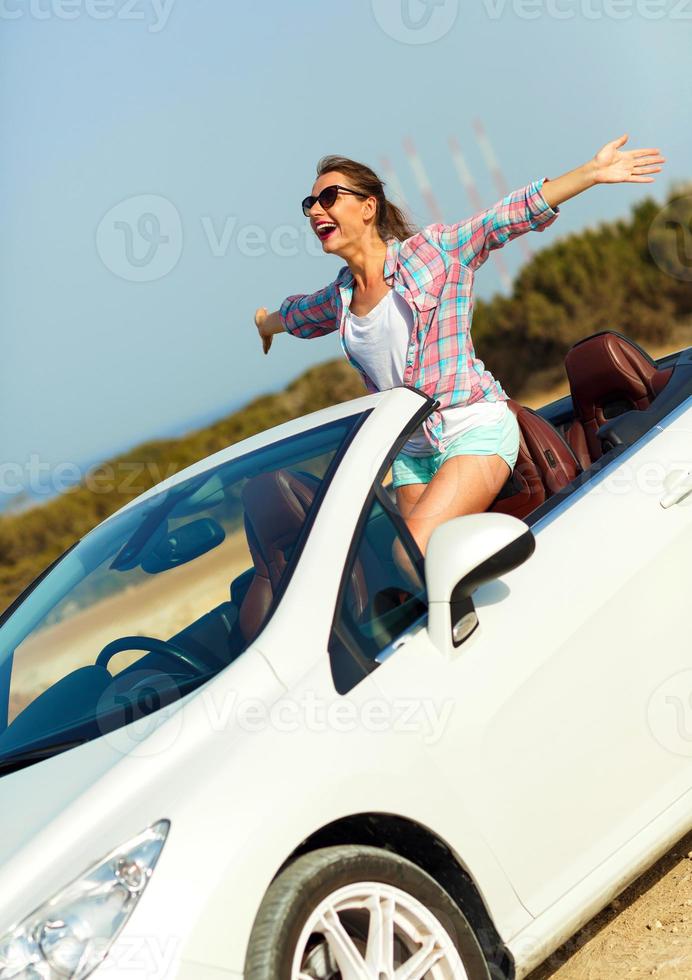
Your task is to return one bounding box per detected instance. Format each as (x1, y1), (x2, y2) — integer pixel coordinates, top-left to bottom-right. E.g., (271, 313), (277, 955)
(425, 513), (535, 657)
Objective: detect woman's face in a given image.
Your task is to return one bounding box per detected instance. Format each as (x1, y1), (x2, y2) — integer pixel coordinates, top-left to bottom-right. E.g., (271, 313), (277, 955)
(306, 170), (377, 255)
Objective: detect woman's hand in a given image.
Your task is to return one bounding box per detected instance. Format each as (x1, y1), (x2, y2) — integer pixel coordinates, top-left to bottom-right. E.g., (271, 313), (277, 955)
(592, 134), (666, 185)
(540, 136), (667, 210)
(254, 306), (273, 355)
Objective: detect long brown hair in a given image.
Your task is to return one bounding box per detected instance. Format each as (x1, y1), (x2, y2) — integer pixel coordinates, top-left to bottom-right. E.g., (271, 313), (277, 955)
(315, 155), (418, 243)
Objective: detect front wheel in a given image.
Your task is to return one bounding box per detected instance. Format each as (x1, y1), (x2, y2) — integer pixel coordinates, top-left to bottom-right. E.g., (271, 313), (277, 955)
(244, 844), (491, 979)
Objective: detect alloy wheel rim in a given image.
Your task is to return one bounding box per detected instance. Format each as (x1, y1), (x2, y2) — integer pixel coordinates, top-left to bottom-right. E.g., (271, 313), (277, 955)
(291, 880), (469, 979)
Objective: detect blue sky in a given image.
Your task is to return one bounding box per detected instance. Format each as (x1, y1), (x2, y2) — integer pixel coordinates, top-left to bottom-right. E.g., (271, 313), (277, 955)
(2, 0), (690, 509)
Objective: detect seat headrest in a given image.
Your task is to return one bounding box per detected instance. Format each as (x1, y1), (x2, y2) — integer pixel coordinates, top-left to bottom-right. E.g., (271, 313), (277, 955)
(565, 332), (673, 459)
(240, 469), (319, 589)
(566, 331), (671, 416)
(236, 470), (320, 643)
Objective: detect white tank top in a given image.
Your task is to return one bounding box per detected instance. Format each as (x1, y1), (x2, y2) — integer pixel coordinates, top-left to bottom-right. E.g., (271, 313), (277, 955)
(344, 289), (507, 456)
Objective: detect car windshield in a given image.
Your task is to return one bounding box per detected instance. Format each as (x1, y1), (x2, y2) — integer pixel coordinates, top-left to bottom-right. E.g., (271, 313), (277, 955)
(0, 411), (368, 772)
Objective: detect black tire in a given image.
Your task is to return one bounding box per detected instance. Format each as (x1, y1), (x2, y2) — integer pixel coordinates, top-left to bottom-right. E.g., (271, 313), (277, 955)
(244, 844), (491, 979)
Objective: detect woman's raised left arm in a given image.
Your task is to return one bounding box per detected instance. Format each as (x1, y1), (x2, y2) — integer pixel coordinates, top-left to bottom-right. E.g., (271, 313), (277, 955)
(541, 134), (666, 209)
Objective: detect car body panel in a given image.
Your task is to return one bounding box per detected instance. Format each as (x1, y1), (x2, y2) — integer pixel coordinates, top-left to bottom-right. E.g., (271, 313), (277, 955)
(507, 783), (692, 978)
(470, 398), (692, 914)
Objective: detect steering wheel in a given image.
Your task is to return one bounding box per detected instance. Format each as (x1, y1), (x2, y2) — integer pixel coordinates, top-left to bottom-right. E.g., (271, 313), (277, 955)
(95, 635), (211, 674)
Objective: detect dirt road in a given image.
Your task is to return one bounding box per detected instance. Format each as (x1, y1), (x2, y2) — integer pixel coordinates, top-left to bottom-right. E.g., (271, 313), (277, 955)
(527, 830), (692, 979)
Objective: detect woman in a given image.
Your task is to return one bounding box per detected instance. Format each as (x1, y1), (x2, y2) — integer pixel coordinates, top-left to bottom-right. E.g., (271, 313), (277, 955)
(255, 134), (665, 561)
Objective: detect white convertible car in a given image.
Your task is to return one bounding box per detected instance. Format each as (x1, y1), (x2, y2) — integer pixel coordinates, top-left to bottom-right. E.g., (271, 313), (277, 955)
(0, 329), (691, 980)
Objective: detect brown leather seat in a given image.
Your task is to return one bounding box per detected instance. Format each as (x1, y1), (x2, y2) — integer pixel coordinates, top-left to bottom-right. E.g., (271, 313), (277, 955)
(238, 470), (316, 644)
(489, 399), (581, 521)
(237, 469), (371, 644)
(564, 332), (673, 467)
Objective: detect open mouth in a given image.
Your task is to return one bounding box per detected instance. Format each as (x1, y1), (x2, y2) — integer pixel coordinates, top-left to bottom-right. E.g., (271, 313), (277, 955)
(315, 222), (338, 241)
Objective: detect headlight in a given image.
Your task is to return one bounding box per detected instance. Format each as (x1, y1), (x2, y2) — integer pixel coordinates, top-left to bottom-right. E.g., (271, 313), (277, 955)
(0, 819), (169, 979)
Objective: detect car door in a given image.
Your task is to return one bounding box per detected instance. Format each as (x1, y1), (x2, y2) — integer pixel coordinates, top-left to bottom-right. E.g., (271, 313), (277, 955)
(377, 397), (692, 917)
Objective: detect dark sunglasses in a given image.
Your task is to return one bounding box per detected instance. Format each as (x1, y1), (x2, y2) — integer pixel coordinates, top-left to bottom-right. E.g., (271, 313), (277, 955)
(301, 184), (369, 217)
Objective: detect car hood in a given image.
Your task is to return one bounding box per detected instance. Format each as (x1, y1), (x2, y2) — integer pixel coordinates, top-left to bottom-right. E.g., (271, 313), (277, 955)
(0, 675), (207, 868)
(0, 721), (144, 860)
(0, 647), (284, 923)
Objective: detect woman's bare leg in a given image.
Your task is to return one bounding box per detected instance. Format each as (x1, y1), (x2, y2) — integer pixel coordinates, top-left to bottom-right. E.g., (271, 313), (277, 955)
(404, 453), (510, 558)
(395, 482), (427, 519)
(392, 483), (427, 585)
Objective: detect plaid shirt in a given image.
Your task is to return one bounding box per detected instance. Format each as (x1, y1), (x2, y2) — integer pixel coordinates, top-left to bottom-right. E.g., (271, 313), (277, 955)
(280, 176), (560, 452)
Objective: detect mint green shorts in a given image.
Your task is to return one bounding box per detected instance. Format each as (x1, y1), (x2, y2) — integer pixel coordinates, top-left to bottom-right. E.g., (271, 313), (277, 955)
(392, 409), (520, 489)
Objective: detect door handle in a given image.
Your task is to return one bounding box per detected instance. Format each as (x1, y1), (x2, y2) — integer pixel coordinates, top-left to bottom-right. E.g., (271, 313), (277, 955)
(660, 467), (692, 508)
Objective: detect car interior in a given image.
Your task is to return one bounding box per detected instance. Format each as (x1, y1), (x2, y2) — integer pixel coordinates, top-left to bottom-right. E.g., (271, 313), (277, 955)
(485, 329), (692, 524)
